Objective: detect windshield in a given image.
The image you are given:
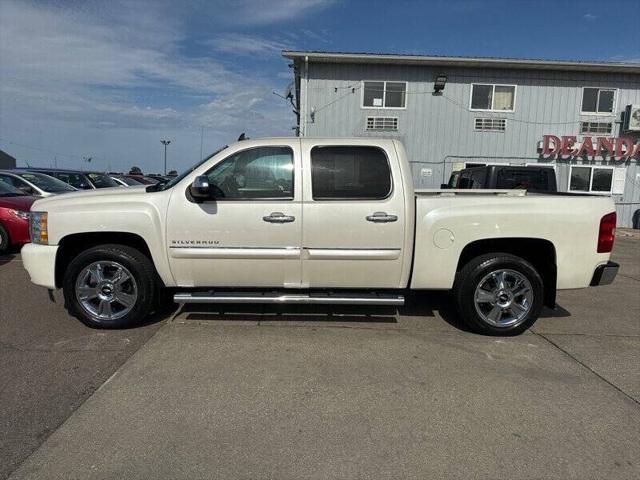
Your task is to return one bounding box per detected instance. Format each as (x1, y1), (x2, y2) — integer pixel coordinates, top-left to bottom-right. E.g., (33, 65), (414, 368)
(155, 145), (228, 191)
(18, 172), (76, 192)
(117, 176), (143, 186)
(87, 173), (120, 188)
(0, 180), (27, 197)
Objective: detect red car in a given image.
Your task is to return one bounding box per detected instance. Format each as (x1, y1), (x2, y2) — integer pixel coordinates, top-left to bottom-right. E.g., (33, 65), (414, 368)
(0, 181), (36, 253)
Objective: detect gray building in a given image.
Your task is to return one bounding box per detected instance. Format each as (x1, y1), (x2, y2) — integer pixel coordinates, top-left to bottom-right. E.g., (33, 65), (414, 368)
(0, 149), (16, 169)
(283, 51), (640, 228)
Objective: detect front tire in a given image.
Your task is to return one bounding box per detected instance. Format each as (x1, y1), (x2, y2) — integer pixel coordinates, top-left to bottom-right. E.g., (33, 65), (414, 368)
(453, 253), (543, 336)
(63, 244), (158, 328)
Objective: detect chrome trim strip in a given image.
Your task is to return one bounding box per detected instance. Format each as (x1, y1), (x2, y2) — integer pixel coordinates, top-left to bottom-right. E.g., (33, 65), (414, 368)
(305, 248), (401, 260)
(169, 247), (301, 259)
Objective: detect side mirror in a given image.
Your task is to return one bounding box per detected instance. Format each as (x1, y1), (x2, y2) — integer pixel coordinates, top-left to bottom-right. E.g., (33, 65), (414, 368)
(18, 185), (34, 194)
(189, 175), (211, 200)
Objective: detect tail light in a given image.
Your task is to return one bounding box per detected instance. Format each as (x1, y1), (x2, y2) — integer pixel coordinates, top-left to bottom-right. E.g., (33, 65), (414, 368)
(597, 212), (616, 253)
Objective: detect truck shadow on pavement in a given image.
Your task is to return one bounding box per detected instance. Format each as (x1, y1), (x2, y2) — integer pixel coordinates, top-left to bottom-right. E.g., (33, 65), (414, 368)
(176, 290), (572, 333)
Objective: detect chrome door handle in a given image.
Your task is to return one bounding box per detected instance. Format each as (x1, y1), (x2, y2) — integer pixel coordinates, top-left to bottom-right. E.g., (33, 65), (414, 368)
(263, 212), (295, 223)
(366, 212), (398, 223)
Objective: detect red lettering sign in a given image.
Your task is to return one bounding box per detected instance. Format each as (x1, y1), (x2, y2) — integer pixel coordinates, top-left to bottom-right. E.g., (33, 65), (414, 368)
(541, 135), (639, 160)
(542, 135), (561, 155)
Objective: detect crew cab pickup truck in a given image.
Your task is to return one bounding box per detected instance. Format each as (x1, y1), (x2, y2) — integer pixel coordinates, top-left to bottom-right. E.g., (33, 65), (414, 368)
(21, 138), (619, 335)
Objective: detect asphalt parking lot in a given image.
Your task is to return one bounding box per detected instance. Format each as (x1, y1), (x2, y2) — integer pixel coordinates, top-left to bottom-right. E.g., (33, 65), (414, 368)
(1, 236), (639, 479)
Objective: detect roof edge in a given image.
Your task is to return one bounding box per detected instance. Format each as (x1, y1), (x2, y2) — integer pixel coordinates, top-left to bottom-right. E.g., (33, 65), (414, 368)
(282, 51), (640, 74)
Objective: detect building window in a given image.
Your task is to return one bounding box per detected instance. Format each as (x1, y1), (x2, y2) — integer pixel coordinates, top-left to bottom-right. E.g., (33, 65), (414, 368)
(470, 84), (516, 112)
(580, 121), (613, 135)
(581, 87), (616, 114)
(474, 118), (506, 132)
(362, 81), (406, 109)
(366, 116), (399, 131)
(568, 166), (621, 194)
(310, 146), (392, 200)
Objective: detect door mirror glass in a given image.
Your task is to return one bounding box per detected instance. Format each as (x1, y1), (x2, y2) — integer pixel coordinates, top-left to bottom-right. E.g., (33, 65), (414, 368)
(18, 184), (34, 194)
(190, 175), (211, 200)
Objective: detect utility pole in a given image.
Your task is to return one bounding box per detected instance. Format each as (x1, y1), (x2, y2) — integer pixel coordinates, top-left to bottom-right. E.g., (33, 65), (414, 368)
(200, 126), (204, 160)
(160, 139), (171, 175)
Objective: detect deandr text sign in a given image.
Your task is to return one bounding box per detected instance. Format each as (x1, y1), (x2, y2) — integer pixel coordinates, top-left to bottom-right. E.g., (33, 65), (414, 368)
(541, 135), (640, 160)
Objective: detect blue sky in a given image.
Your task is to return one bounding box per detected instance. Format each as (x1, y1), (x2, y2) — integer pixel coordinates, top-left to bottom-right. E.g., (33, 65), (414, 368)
(1, 0), (638, 173)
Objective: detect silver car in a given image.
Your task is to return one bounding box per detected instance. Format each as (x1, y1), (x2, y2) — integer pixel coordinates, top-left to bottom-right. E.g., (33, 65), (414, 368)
(0, 170), (77, 197)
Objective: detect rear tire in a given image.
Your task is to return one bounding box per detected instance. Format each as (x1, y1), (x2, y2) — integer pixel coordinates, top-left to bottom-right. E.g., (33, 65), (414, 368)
(453, 253), (543, 336)
(63, 244), (158, 328)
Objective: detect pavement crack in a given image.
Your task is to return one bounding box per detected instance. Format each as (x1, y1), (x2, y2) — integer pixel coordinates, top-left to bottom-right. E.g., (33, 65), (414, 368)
(532, 330), (640, 406)
(617, 273), (640, 282)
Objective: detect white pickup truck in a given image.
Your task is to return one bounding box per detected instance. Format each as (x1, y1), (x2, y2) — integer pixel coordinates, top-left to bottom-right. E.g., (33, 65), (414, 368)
(22, 137), (619, 335)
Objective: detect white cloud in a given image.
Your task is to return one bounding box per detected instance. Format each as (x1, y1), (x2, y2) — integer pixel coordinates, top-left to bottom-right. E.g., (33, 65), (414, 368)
(208, 33), (292, 56)
(0, 0), (305, 171)
(583, 13), (597, 21)
(222, 0), (337, 26)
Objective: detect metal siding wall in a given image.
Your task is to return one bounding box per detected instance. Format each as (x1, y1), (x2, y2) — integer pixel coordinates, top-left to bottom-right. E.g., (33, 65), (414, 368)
(302, 62), (640, 227)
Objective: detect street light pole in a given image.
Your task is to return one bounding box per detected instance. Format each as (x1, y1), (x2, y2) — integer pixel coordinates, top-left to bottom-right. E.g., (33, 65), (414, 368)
(160, 140), (171, 175)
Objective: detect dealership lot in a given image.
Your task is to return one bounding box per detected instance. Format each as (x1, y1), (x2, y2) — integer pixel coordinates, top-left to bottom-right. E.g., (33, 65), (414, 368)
(1, 236), (638, 479)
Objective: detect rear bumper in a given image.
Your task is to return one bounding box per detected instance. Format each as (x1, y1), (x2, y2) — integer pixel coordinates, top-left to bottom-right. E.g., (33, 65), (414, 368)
(21, 243), (58, 289)
(590, 261), (619, 286)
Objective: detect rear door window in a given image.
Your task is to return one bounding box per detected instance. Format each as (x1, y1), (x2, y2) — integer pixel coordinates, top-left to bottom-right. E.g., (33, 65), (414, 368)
(310, 146), (391, 200)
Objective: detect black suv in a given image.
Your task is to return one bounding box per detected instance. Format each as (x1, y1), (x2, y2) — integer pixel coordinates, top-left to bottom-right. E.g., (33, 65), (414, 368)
(447, 165), (557, 192)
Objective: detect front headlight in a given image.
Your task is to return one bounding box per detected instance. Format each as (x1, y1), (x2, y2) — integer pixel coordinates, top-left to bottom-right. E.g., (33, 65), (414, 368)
(10, 209), (30, 220)
(30, 212), (48, 245)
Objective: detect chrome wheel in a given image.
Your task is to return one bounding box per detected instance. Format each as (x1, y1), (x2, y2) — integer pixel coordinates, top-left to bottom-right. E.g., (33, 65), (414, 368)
(473, 269), (533, 328)
(75, 261), (138, 321)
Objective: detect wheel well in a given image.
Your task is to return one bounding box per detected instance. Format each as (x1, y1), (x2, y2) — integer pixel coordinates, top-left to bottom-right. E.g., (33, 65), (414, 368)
(456, 238), (557, 308)
(55, 232), (153, 288)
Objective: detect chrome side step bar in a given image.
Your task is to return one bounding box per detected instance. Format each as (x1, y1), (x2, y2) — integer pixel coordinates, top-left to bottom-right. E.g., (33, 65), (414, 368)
(173, 291), (405, 306)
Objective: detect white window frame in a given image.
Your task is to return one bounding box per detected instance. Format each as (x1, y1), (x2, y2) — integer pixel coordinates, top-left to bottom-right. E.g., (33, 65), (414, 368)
(568, 165), (615, 195)
(474, 117), (507, 132)
(580, 87), (617, 116)
(579, 120), (613, 135)
(469, 83), (517, 113)
(365, 116), (399, 131)
(361, 80), (408, 110)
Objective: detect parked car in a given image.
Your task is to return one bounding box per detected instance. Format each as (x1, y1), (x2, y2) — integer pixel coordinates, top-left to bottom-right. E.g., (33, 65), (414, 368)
(22, 138), (618, 335)
(123, 174), (159, 185)
(446, 165), (557, 192)
(0, 170), (77, 197)
(110, 175), (144, 187)
(17, 168), (120, 190)
(0, 181), (36, 253)
(146, 174), (172, 184)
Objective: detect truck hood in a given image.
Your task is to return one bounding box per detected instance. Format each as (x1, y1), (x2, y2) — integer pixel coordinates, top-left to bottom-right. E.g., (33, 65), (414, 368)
(31, 185), (150, 211)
